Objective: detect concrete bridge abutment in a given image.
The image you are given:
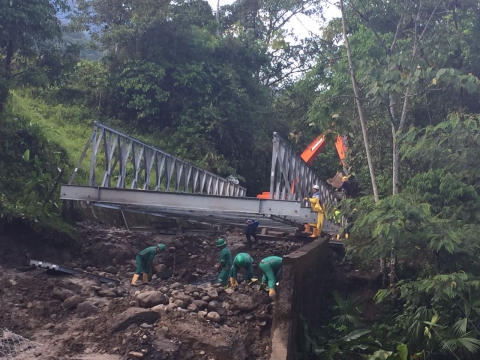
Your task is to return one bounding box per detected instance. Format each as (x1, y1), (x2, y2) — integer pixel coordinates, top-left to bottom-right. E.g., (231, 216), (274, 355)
(269, 237), (331, 360)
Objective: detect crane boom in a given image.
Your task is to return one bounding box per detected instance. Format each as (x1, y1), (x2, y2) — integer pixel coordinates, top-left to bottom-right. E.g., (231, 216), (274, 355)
(300, 134), (347, 166)
(300, 134), (328, 165)
(256, 132), (349, 199)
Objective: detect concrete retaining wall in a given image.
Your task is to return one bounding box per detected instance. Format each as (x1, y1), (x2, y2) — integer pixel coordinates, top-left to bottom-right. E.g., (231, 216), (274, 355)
(269, 237), (330, 360)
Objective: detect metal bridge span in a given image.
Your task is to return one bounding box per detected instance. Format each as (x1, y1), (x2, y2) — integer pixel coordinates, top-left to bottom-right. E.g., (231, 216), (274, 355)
(60, 122), (345, 234)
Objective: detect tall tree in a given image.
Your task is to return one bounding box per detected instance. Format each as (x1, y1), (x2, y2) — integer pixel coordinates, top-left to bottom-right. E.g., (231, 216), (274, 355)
(220, 0), (323, 87)
(339, 0), (379, 202)
(312, 0), (480, 285)
(71, 0), (291, 194)
(0, 0), (69, 116)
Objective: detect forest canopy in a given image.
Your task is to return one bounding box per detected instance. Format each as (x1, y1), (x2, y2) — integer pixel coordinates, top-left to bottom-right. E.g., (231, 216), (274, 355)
(1, 0), (480, 358)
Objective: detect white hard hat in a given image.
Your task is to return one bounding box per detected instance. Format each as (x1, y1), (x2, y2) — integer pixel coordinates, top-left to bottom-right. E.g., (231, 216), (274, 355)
(313, 184), (320, 190)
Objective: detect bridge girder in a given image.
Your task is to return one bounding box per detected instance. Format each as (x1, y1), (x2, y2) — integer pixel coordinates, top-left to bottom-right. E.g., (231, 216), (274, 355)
(60, 185), (340, 233)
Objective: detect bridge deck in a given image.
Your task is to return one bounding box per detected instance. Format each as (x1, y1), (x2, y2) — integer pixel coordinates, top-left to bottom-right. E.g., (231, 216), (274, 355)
(60, 123), (344, 236)
(61, 185), (340, 234)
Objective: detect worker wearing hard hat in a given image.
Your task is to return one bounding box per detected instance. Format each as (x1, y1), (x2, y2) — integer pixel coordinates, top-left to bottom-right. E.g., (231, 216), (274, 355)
(333, 208), (342, 224)
(303, 184), (324, 238)
(259, 256), (282, 299)
(331, 208), (348, 240)
(245, 219), (260, 249)
(215, 238), (232, 286)
(229, 252), (254, 287)
(337, 176), (351, 197)
(131, 244), (166, 286)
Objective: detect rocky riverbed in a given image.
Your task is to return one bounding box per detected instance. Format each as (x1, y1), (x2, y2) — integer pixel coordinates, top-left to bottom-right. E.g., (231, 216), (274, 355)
(0, 222), (305, 359)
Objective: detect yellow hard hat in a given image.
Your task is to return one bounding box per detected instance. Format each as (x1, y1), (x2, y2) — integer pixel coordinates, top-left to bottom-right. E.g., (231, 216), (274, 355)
(342, 176), (348, 181)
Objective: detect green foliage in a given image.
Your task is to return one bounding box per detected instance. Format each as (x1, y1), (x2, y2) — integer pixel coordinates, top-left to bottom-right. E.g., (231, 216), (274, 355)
(344, 195), (430, 261)
(64, 0), (306, 194)
(4, 0), (480, 356)
(301, 292), (372, 358)
(401, 113), (480, 188)
(332, 291), (363, 327)
(0, 0), (72, 112)
(62, 32), (103, 61)
(374, 274), (480, 358)
(424, 313), (480, 358)
(307, 1), (480, 358)
(0, 93), (78, 241)
(220, 0), (323, 86)
(362, 344), (409, 360)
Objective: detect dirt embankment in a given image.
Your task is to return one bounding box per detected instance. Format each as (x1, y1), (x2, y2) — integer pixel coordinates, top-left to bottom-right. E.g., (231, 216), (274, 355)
(0, 222), (303, 360)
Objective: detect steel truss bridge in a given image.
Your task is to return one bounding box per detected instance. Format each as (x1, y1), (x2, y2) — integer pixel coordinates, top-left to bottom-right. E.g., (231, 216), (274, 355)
(60, 122), (346, 234)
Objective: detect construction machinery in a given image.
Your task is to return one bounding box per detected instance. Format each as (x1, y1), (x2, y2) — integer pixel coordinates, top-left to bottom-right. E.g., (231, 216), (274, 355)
(257, 132), (348, 199)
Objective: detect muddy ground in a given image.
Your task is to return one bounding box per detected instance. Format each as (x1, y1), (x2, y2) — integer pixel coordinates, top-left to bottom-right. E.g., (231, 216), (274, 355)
(0, 222), (311, 360)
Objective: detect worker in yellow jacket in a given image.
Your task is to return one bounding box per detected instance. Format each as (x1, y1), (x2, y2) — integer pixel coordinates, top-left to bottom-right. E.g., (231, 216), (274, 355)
(303, 184), (324, 238)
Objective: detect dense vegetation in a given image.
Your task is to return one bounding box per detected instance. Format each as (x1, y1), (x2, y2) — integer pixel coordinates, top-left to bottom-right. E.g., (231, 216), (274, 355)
(1, 0), (480, 358)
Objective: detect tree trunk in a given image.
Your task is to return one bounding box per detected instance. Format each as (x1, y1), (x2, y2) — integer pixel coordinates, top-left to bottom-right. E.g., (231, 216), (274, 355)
(390, 124), (399, 286)
(389, 100), (399, 195)
(380, 257), (387, 287)
(0, 39), (14, 129)
(389, 94), (409, 286)
(0, 98), (4, 116)
(339, 0), (385, 281)
(339, 0), (379, 202)
(216, 0), (221, 37)
(389, 247), (397, 287)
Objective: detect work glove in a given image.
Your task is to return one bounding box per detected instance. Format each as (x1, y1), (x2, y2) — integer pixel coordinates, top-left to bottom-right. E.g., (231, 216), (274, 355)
(229, 277), (238, 288)
(214, 264), (220, 271)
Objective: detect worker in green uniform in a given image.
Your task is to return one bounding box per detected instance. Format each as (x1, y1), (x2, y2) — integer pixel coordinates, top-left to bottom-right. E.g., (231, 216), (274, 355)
(259, 256), (282, 298)
(215, 238), (231, 286)
(131, 244), (166, 286)
(229, 252), (253, 287)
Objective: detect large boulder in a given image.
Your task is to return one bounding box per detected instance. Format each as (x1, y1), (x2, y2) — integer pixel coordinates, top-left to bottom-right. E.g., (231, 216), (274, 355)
(169, 282), (182, 290)
(206, 287), (218, 300)
(184, 285), (198, 294)
(206, 312), (221, 323)
(155, 264), (167, 274)
(155, 264), (172, 279)
(172, 292), (193, 306)
(151, 304), (167, 316)
(174, 300), (185, 309)
(63, 295), (85, 310)
(207, 301), (226, 316)
(110, 308), (159, 333)
(98, 289), (117, 298)
(230, 293), (258, 312)
(192, 300), (207, 310)
(77, 301), (100, 315)
(166, 320), (250, 358)
(136, 291), (168, 308)
(187, 303), (198, 312)
(52, 288), (75, 301)
(198, 311), (207, 319)
(104, 266), (118, 274)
